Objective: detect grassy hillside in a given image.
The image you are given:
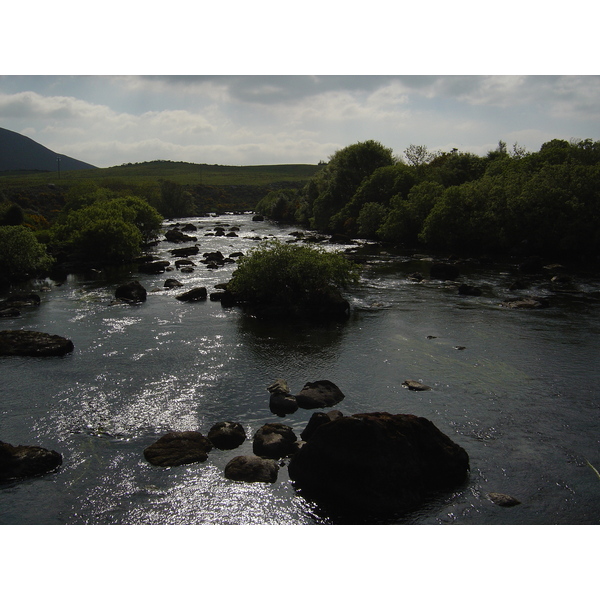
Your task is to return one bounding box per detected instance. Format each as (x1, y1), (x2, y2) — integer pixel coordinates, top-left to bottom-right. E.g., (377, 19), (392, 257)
(0, 160), (321, 187)
(0, 160), (323, 225)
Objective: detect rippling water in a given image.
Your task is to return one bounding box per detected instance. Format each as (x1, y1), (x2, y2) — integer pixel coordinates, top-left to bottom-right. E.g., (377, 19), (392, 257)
(1, 214), (599, 525)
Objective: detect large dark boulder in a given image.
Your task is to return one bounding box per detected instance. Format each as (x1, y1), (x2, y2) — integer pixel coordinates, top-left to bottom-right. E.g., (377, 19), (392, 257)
(175, 287), (207, 302)
(138, 260), (170, 274)
(143, 431), (213, 466)
(207, 421), (246, 450)
(0, 330), (74, 356)
(288, 412), (470, 519)
(252, 423), (298, 459)
(165, 229), (197, 243)
(224, 455), (279, 483)
(295, 380), (344, 409)
(170, 246), (200, 258)
(115, 281), (147, 303)
(0, 440), (63, 481)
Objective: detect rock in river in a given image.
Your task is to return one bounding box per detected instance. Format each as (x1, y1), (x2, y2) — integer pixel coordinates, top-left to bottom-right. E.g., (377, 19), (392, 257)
(175, 287), (207, 302)
(207, 421), (246, 450)
(288, 412), (470, 519)
(0, 330), (74, 357)
(267, 379), (298, 416)
(144, 431), (213, 467)
(295, 380), (345, 409)
(252, 423), (298, 459)
(0, 440), (63, 481)
(224, 455), (279, 483)
(115, 281), (147, 303)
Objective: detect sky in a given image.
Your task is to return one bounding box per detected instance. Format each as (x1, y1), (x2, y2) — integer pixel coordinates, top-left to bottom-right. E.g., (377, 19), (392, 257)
(1, 74), (598, 169)
(2, 3), (598, 169)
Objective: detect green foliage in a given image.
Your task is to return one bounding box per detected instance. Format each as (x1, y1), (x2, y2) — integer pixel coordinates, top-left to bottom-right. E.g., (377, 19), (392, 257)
(0, 225), (54, 280)
(255, 189), (299, 222)
(378, 181), (444, 245)
(227, 239), (360, 307)
(427, 151), (487, 187)
(356, 203), (388, 238)
(157, 180), (196, 218)
(419, 176), (510, 252)
(51, 194), (162, 264)
(330, 163), (417, 235)
(309, 140), (395, 231)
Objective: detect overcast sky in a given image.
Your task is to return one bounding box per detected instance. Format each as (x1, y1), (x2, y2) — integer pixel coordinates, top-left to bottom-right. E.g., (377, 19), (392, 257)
(2, 5), (598, 169)
(2, 75), (598, 168)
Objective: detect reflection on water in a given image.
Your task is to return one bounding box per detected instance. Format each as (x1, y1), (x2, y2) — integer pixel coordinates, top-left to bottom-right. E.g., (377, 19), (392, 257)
(1, 214), (599, 525)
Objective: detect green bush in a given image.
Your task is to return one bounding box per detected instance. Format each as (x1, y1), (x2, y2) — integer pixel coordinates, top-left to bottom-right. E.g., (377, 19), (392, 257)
(227, 239), (360, 308)
(0, 225), (54, 281)
(51, 195), (162, 264)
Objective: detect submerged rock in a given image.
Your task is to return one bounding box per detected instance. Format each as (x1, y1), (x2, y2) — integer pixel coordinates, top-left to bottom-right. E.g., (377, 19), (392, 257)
(0, 440), (63, 481)
(288, 412), (470, 519)
(143, 431), (213, 466)
(0, 330), (74, 357)
(501, 296), (549, 309)
(224, 455), (279, 483)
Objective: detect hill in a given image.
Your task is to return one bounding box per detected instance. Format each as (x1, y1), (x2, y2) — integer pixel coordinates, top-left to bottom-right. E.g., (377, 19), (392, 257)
(0, 127), (97, 173)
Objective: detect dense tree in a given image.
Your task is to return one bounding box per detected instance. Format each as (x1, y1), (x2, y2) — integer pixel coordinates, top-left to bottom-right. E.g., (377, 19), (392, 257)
(427, 151), (487, 187)
(255, 189), (299, 222)
(309, 140), (395, 231)
(0, 225), (54, 282)
(330, 163), (417, 235)
(51, 195), (162, 264)
(356, 203), (388, 238)
(256, 137), (600, 262)
(157, 180), (196, 218)
(378, 181), (444, 245)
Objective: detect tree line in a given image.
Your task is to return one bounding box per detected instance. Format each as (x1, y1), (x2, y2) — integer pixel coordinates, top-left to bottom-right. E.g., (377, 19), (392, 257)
(255, 138), (600, 262)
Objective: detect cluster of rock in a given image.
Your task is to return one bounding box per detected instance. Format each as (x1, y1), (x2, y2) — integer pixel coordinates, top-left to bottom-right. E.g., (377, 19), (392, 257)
(268, 379), (345, 416)
(143, 421), (284, 484)
(139, 378), (472, 519)
(402, 256), (583, 310)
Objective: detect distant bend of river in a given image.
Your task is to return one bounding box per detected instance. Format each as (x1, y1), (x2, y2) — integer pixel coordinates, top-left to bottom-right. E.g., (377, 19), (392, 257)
(1, 213), (599, 524)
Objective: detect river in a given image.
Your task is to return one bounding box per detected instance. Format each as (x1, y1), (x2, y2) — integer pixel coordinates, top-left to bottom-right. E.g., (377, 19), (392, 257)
(1, 213), (599, 525)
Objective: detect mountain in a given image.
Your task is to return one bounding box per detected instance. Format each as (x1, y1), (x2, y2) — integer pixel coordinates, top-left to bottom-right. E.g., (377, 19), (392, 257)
(0, 127), (97, 173)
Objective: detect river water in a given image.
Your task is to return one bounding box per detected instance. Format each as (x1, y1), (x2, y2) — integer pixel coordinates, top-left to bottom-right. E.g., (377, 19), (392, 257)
(1, 213), (599, 525)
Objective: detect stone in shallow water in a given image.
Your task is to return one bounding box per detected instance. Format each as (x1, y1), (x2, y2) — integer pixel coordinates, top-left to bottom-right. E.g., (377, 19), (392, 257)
(0, 330), (74, 357)
(288, 412), (470, 519)
(487, 492), (521, 507)
(224, 455), (279, 483)
(402, 379), (431, 391)
(143, 431), (213, 467)
(0, 440), (63, 481)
